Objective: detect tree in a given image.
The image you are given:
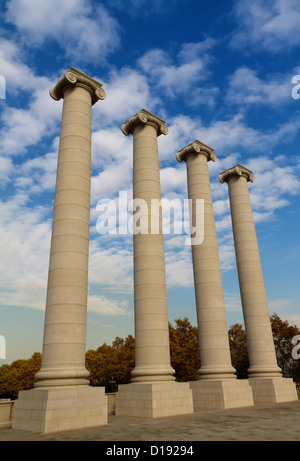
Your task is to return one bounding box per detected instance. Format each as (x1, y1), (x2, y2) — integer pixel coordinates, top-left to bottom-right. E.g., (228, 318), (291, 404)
(85, 335), (135, 391)
(169, 317), (200, 382)
(270, 313), (300, 378)
(229, 324), (249, 379)
(2, 313), (299, 399)
(0, 352), (41, 399)
(229, 315), (300, 380)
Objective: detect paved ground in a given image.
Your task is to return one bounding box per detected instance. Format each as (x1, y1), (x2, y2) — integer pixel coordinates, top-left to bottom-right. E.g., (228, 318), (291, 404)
(1, 400), (300, 442)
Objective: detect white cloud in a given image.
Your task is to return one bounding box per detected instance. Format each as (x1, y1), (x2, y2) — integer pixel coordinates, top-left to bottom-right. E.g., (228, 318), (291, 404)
(215, 225), (237, 273)
(88, 241), (133, 291)
(91, 157), (132, 205)
(158, 112), (300, 167)
(137, 40), (218, 104)
(214, 154), (300, 273)
(231, 0), (300, 52)
(0, 101), (59, 156)
(5, 0), (120, 62)
(88, 295), (132, 317)
(268, 299), (300, 328)
(225, 67), (292, 106)
(15, 151), (58, 194)
(178, 39), (217, 60)
(165, 244), (194, 288)
(213, 198), (230, 217)
(188, 87), (220, 108)
(0, 39), (62, 157)
(160, 167), (187, 195)
(200, 114), (300, 153)
(0, 196), (52, 310)
(0, 191), (134, 313)
(1, 22), (299, 322)
(201, 114), (265, 151)
(224, 293), (242, 313)
(94, 67), (160, 127)
(0, 38), (42, 93)
(214, 154), (300, 232)
(225, 296), (300, 327)
(107, 0), (187, 16)
(158, 115), (200, 160)
(92, 127), (132, 168)
(245, 157), (300, 215)
(0, 156), (13, 185)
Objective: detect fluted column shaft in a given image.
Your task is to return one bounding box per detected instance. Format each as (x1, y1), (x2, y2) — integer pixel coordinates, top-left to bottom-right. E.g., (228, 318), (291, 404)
(122, 109), (175, 383)
(177, 141), (236, 380)
(35, 68), (106, 387)
(219, 165), (282, 378)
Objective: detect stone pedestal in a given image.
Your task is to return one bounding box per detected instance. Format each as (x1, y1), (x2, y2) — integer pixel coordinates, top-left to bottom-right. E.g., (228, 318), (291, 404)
(190, 379), (254, 410)
(12, 386), (107, 433)
(219, 165), (298, 404)
(249, 378), (297, 404)
(115, 110), (193, 417)
(116, 382), (193, 418)
(177, 142), (254, 410)
(13, 68), (108, 433)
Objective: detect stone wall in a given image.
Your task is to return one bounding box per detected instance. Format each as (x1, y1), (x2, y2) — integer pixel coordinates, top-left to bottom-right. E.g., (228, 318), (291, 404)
(0, 400), (14, 428)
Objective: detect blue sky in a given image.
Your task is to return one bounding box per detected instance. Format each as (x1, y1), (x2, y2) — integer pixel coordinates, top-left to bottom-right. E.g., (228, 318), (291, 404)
(1, 0), (300, 363)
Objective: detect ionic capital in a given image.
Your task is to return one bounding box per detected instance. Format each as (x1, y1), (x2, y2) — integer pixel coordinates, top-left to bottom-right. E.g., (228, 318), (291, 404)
(176, 140), (217, 163)
(49, 67), (106, 105)
(121, 109), (168, 137)
(219, 164), (255, 184)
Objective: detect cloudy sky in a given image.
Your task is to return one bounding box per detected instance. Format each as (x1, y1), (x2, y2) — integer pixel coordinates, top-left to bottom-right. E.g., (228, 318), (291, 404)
(1, 0), (300, 363)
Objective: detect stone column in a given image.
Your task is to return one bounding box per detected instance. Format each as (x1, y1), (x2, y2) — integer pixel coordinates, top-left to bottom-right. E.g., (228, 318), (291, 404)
(177, 141), (235, 380)
(115, 109), (193, 418)
(219, 165), (297, 403)
(176, 142), (253, 410)
(36, 68), (106, 388)
(123, 109), (175, 383)
(13, 68), (108, 433)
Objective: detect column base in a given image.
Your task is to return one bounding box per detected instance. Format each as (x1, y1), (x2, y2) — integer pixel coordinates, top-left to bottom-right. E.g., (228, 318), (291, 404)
(198, 365), (237, 380)
(189, 379), (254, 411)
(130, 366), (176, 383)
(115, 382), (194, 418)
(249, 377), (298, 404)
(12, 385), (108, 433)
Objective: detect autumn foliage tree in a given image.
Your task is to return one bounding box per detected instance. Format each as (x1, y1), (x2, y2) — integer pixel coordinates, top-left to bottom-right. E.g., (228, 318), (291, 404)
(86, 318), (202, 389)
(85, 335), (135, 391)
(169, 317), (200, 382)
(228, 323), (249, 379)
(1, 313), (300, 399)
(0, 352), (41, 399)
(229, 315), (300, 379)
(270, 313), (300, 378)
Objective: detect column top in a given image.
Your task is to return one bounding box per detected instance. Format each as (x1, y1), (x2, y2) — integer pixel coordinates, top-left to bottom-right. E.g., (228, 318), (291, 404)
(219, 164), (255, 184)
(121, 108), (169, 137)
(49, 67), (106, 105)
(176, 140), (217, 163)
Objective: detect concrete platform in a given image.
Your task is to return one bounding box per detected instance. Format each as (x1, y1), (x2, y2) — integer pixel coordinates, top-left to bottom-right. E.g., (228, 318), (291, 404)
(1, 400), (300, 441)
